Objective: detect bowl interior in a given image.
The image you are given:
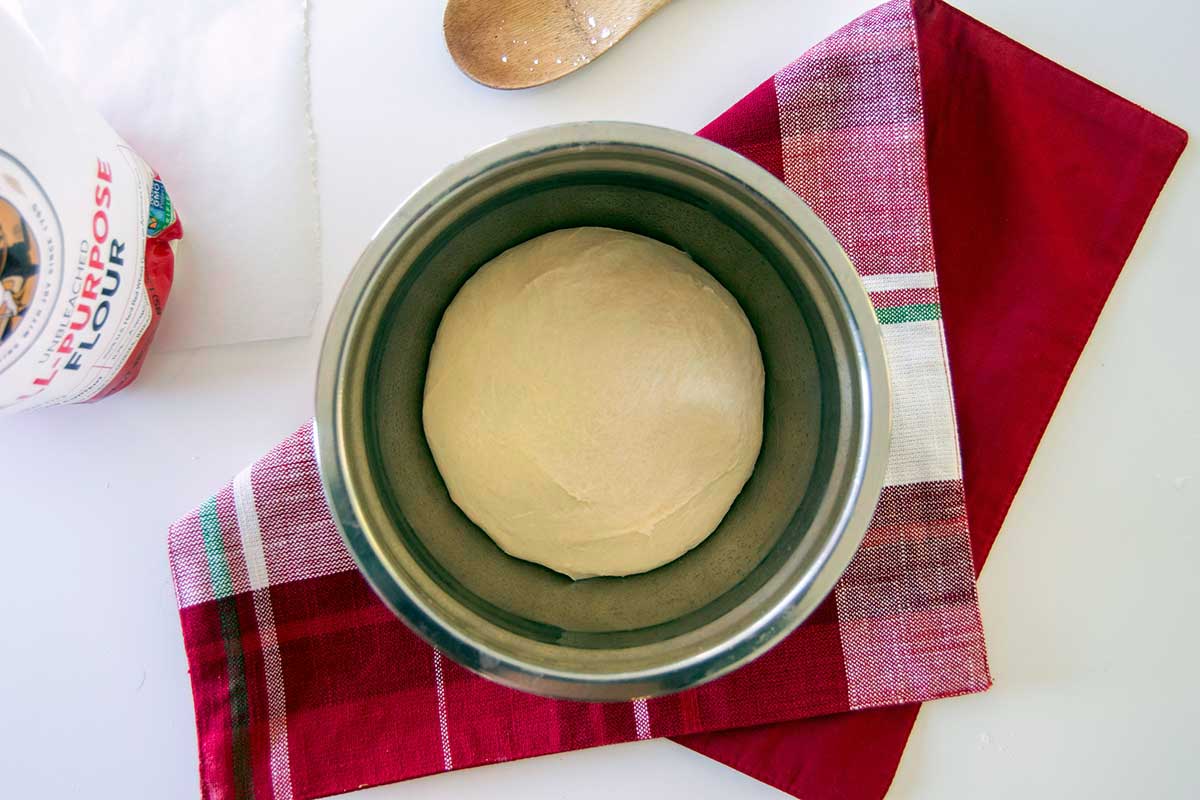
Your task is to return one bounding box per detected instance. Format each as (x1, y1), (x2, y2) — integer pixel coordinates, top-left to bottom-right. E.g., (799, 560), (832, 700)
(360, 163), (847, 649)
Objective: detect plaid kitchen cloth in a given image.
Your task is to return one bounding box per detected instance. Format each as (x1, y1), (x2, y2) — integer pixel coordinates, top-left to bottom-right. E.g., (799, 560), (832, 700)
(168, 0), (1184, 796)
(678, 1), (1186, 798)
(169, 3), (987, 798)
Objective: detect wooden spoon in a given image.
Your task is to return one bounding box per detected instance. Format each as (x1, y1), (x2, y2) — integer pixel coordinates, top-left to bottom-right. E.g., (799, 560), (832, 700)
(444, 0), (672, 90)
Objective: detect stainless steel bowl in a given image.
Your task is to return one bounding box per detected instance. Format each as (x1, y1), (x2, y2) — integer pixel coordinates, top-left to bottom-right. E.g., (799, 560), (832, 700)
(315, 122), (890, 701)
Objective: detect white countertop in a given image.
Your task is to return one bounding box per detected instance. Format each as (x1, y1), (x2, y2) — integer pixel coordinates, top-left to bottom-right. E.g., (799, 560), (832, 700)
(2, 1), (1197, 797)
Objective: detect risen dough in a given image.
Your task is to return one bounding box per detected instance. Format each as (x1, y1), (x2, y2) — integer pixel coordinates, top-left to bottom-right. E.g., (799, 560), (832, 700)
(422, 227), (765, 579)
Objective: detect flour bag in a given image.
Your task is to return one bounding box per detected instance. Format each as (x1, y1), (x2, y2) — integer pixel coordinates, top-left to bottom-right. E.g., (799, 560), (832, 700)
(0, 7), (181, 414)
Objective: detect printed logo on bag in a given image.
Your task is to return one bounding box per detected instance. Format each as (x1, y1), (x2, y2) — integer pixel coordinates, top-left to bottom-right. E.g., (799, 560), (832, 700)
(147, 177), (176, 238)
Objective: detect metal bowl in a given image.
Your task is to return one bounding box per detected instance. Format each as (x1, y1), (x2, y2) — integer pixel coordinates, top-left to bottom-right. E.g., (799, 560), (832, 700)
(315, 122), (890, 701)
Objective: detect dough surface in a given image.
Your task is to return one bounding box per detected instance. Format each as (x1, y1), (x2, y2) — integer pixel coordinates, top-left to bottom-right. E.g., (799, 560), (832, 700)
(422, 227), (765, 579)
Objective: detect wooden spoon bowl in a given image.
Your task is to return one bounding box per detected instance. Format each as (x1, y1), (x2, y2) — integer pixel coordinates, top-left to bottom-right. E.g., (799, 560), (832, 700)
(444, 0), (672, 89)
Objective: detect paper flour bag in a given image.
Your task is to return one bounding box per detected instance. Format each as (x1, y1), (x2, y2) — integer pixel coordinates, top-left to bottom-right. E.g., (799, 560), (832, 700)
(0, 7), (182, 414)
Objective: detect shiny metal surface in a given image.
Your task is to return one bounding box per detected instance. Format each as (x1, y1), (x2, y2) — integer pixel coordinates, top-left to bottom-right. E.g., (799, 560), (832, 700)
(315, 122), (890, 701)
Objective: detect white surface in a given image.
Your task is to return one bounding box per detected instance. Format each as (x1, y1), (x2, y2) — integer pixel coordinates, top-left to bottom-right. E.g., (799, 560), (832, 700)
(23, 0), (320, 350)
(0, 0), (1196, 798)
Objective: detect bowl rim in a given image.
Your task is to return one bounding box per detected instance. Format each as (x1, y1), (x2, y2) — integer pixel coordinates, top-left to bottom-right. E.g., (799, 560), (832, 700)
(315, 121), (891, 701)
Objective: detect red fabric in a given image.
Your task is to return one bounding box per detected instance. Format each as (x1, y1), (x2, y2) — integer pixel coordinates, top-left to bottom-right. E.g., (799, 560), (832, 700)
(171, 5), (997, 797)
(177, 513), (922, 800)
(677, 1), (1187, 797)
(697, 76), (786, 182)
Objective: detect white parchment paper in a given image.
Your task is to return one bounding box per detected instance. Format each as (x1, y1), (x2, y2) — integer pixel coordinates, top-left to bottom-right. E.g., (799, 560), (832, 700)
(23, 0), (321, 350)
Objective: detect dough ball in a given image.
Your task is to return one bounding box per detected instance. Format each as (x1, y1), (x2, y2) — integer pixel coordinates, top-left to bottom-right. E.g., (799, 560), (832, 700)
(422, 227), (764, 579)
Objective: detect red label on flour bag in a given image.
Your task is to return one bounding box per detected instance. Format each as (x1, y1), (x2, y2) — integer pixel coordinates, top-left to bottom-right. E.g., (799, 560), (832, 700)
(0, 9), (182, 414)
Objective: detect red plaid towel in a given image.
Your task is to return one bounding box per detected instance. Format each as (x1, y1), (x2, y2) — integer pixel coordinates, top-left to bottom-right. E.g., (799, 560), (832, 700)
(169, 1), (1186, 799)
(679, 1), (1186, 798)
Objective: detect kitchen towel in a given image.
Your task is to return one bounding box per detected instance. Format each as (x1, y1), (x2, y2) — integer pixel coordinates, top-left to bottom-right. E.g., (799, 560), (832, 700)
(170, 1), (990, 797)
(678, 1), (1187, 798)
(167, 1), (1186, 798)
